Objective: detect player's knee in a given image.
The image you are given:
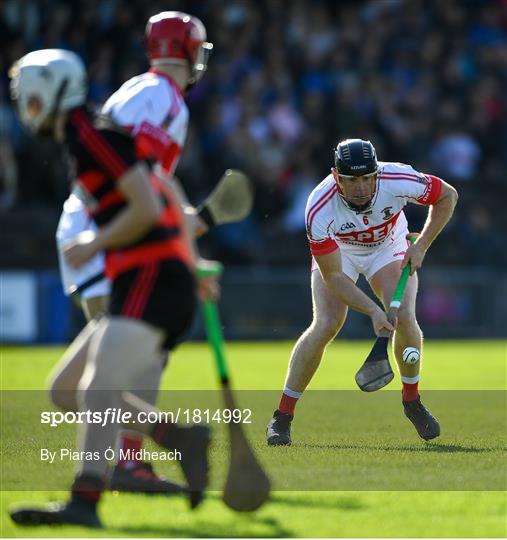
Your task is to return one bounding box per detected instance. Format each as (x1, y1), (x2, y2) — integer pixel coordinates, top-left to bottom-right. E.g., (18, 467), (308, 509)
(80, 372), (119, 411)
(396, 306), (418, 329)
(85, 367), (127, 393)
(48, 378), (60, 407)
(49, 385), (68, 410)
(48, 381), (77, 412)
(311, 316), (343, 344)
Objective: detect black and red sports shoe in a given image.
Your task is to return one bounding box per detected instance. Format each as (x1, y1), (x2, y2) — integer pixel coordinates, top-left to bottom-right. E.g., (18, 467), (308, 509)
(403, 396), (441, 440)
(110, 461), (186, 495)
(153, 424), (211, 509)
(266, 410), (293, 446)
(9, 500), (102, 528)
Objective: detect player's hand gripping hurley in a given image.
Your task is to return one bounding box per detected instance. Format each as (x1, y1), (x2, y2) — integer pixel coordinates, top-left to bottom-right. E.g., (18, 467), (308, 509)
(355, 235), (417, 392)
(198, 263), (271, 512)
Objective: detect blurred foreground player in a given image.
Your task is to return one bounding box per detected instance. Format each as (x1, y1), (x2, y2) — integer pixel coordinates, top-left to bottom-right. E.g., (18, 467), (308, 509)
(267, 139), (458, 446)
(52, 11), (217, 496)
(9, 48), (213, 527)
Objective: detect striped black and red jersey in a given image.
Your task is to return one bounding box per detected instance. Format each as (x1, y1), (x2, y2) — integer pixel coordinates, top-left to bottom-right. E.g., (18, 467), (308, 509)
(66, 106), (192, 279)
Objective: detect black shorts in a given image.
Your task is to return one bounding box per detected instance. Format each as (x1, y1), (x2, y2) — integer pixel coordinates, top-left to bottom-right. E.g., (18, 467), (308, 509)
(109, 259), (196, 350)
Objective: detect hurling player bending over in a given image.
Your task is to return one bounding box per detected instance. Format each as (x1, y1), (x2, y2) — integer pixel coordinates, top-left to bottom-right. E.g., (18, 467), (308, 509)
(9, 49), (214, 527)
(267, 139), (458, 446)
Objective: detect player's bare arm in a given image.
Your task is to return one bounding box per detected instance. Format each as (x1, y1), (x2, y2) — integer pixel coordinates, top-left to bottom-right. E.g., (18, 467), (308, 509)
(315, 249), (394, 336)
(154, 168), (220, 301)
(163, 174), (209, 238)
(402, 180), (458, 274)
(64, 163), (161, 268)
(156, 171), (207, 246)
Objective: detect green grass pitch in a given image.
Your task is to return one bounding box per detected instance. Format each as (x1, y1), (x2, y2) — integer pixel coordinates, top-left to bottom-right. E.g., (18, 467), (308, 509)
(1, 340), (505, 537)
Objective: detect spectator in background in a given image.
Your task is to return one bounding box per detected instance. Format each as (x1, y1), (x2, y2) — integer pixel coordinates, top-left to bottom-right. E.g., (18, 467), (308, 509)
(1, 0), (505, 269)
(460, 205), (506, 267)
(430, 125), (481, 182)
(0, 137), (17, 211)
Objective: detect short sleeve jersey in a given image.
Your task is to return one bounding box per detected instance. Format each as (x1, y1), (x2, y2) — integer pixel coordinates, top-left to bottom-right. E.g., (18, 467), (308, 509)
(305, 161), (443, 255)
(67, 107), (191, 279)
(101, 69), (188, 176)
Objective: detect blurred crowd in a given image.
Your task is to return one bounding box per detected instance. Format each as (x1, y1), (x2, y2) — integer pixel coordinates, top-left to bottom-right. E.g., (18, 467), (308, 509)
(1, 0), (506, 268)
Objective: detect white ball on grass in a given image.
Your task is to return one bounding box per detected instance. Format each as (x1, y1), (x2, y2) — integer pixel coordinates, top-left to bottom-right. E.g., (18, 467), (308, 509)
(402, 347), (420, 364)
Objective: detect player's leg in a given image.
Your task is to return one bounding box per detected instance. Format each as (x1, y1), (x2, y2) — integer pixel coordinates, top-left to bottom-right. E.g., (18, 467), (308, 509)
(13, 318), (168, 527)
(57, 213), (178, 490)
(48, 318), (98, 411)
(106, 261), (208, 507)
(115, 360), (163, 466)
(266, 268), (349, 446)
(13, 316), (207, 526)
(369, 261), (422, 381)
(48, 291), (109, 411)
(368, 259), (440, 440)
(285, 269), (349, 393)
(109, 356), (187, 495)
(54, 203), (111, 410)
(11, 320), (105, 528)
(9, 263), (205, 526)
(81, 288), (170, 487)
(78, 315), (208, 507)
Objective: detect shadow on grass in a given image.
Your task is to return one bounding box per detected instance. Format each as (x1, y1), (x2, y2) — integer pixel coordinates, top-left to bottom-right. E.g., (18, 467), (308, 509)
(270, 493), (365, 510)
(299, 442), (501, 454)
(114, 515), (292, 538)
(111, 492), (367, 536)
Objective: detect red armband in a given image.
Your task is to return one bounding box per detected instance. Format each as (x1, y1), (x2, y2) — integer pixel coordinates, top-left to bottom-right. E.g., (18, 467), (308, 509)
(308, 237), (339, 256)
(417, 174), (442, 205)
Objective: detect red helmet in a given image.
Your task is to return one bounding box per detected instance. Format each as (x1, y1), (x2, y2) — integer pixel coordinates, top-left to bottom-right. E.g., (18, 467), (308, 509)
(145, 11), (213, 83)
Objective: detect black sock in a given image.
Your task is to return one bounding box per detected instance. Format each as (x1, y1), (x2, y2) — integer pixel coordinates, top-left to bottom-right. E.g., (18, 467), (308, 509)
(71, 473), (105, 508)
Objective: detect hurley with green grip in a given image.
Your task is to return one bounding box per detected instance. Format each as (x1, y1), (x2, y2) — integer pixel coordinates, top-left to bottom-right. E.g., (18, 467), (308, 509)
(355, 235), (417, 392)
(384, 234), (417, 330)
(390, 267), (411, 308)
(201, 301), (229, 383)
(197, 262), (271, 512)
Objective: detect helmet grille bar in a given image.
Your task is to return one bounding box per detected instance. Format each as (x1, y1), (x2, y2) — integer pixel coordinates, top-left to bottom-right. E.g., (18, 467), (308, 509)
(334, 139), (377, 176)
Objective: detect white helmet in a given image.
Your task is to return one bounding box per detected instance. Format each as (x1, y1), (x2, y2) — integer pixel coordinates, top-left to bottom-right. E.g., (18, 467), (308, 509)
(9, 49), (86, 132)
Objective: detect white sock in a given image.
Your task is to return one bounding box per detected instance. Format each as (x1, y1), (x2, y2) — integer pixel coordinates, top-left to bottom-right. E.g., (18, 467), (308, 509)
(401, 374), (420, 384)
(283, 386), (302, 398)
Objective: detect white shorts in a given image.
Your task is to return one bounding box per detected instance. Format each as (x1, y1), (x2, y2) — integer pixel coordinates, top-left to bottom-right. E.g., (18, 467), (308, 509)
(313, 232), (410, 283)
(56, 194), (111, 300)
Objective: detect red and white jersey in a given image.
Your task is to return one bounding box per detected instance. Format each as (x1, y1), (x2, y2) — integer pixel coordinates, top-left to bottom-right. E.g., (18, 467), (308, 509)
(101, 68), (188, 176)
(306, 161), (443, 256)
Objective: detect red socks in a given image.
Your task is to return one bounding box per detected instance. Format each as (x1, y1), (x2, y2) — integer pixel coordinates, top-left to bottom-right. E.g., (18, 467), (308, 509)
(278, 388), (302, 416)
(71, 474), (104, 506)
(402, 382), (419, 402)
(118, 433), (143, 469)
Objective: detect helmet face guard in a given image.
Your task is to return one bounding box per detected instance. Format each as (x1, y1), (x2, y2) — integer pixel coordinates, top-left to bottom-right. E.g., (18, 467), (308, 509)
(190, 41), (213, 83)
(9, 49), (86, 133)
(9, 63), (50, 132)
(332, 139), (378, 212)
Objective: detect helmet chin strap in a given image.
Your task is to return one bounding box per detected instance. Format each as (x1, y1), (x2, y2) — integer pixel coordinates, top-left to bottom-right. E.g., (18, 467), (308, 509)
(339, 173), (378, 213)
(39, 77), (68, 135)
(51, 77), (69, 117)
(344, 198), (373, 213)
